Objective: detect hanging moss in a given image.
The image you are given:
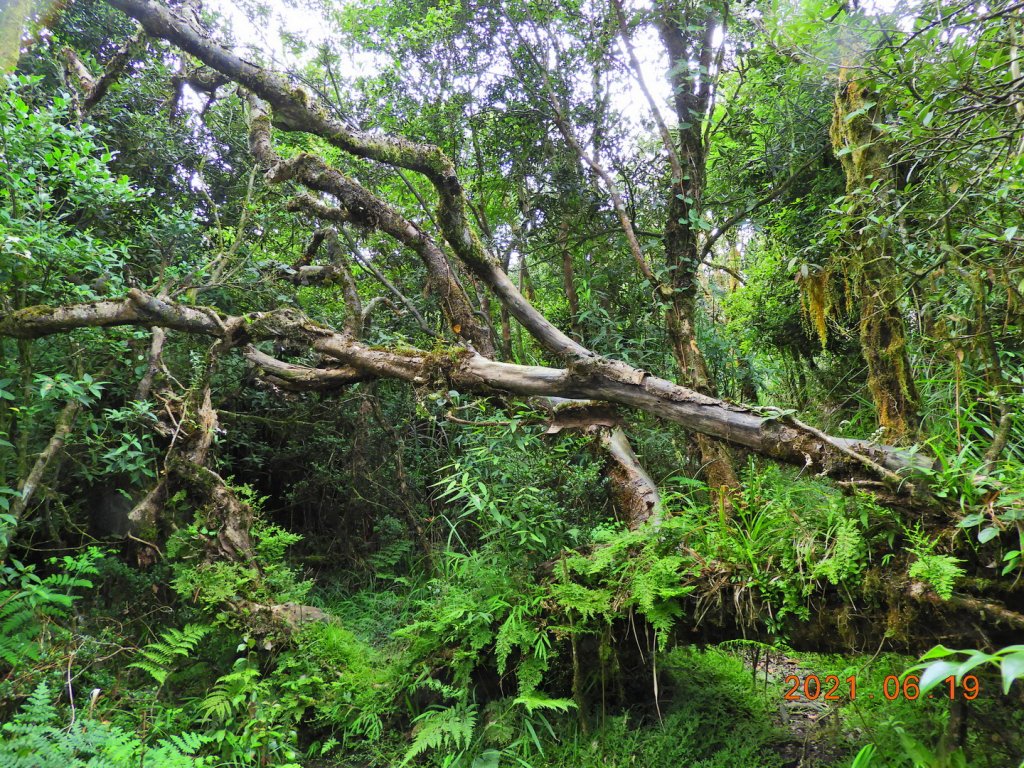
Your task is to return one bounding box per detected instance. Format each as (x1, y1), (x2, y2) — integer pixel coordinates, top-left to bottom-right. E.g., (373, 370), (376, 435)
(829, 78), (920, 441)
(802, 270), (831, 348)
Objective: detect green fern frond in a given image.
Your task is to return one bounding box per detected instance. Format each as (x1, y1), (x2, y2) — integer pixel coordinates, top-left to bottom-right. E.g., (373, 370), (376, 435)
(128, 624), (211, 686)
(158, 730), (211, 756)
(401, 703), (477, 766)
(200, 661), (262, 722)
(513, 692), (577, 714)
(909, 555), (965, 600)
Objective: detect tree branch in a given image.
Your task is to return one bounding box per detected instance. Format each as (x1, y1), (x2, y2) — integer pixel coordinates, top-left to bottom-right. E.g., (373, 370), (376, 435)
(0, 292), (936, 500)
(511, 21), (658, 285)
(287, 198), (434, 337)
(699, 153), (820, 263)
(248, 95), (491, 353)
(61, 24), (145, 114)
(108, 0), (590, 362)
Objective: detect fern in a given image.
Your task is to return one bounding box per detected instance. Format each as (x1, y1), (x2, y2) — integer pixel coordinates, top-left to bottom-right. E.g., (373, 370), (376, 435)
(0, 682), (210, 767)
(127, 623), (211, 686)
(512, 692), (577, 714)
(495, 606), (542, 676)
(906, 526), (966, 600)
(161, 731), (209, 755)
(629, 554), (694, 644)
(0, 590), (43, 667)
(549, 581), (612, 621)
(200, 657), (262, 722)
(401, 703), (477, 765)
(909, 555), (965, 600)
(813, 517), (867, 585)
(12, 679), (60, 725)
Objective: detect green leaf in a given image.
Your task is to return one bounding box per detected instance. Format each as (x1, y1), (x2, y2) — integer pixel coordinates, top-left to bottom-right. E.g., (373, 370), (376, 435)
(850, 744), (876, 768)
(917, 660), (959, 695)
(471, 750), (501, 768)
(896, 727), (934, 765)
(999, 651), (1024, 694)
(978, 526), (1000, 544)
(513, 693), (577, 714)
(954, 650), (996, 678)
(920, 644), (958, 660)
(844, 101), (876, 122)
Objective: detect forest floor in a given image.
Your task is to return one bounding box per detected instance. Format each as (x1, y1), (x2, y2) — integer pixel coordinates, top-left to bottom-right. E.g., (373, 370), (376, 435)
(746, 651), (853, 767)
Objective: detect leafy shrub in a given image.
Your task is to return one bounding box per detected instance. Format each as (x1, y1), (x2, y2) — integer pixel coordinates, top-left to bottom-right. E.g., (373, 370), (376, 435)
(0, 549), (101, 671)
(166, 485), (311, 616)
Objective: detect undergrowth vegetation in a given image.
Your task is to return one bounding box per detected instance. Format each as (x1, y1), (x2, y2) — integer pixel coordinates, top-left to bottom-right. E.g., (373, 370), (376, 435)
(3, 450), (1021, 766)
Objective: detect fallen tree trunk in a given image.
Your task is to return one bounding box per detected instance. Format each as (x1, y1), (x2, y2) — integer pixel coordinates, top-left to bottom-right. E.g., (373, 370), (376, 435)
(542, 399), (662, 527)
(597, 425), (663, 528)
(0, 291), (934, 501)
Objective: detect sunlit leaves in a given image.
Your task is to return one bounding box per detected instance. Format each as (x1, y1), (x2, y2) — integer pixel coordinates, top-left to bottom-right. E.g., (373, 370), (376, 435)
(909, 644), (1024, 696)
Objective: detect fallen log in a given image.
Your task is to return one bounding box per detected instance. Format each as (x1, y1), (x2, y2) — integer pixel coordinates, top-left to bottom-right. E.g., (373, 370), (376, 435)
(1, 292), (936, 504)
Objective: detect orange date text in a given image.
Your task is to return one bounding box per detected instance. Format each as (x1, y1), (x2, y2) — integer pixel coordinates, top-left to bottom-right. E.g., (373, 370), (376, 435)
(782, 674), (980, 702)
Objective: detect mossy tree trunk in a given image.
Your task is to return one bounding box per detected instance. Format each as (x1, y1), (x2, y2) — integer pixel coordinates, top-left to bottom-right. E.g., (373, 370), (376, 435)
(656, 0), (739, 494)
(830, 78), (920, 442)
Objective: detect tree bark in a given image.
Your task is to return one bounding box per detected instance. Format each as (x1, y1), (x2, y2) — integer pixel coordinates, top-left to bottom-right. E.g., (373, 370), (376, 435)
(60, 25), (145, 115)
(129, 355), (254, 562)
(598, 425), (662, 528)
(1, 399), (81, 563)
(559, 220), (581, 332)
(135, 326), (166, 400)
(830, 78), (920, 441)
(543, 399), (661, 528)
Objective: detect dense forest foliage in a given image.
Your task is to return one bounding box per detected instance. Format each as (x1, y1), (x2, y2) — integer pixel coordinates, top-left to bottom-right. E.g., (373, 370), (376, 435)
(1, 0), (1023, 764)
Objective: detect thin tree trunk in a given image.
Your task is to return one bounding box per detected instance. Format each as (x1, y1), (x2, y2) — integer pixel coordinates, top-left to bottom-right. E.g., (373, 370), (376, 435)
(135, 326), (166, 400)
(0, 0), (31, 73)
(560, 220), (581, 332)
(656, 2), (739, 494)
(1, 399), (81, 563)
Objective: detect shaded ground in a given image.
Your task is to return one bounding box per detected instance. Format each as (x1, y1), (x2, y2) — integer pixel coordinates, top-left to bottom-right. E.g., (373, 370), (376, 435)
(743, 648), (855, 768)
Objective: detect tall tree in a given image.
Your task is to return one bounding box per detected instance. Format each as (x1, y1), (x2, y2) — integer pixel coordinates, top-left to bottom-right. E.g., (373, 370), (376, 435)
(654, 0), (740, 491)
